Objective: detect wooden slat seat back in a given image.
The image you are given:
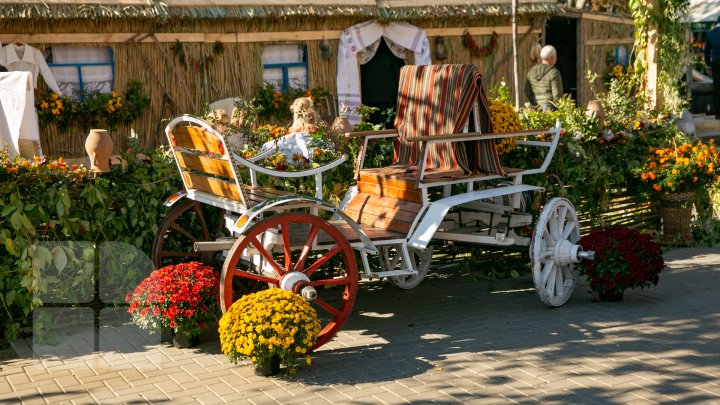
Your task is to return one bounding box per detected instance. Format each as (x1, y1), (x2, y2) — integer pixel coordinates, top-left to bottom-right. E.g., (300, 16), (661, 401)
(167, 117), (246, 205)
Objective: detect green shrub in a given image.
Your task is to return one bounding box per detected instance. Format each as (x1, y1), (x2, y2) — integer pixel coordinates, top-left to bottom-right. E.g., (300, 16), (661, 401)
(0, 140), (182, 339)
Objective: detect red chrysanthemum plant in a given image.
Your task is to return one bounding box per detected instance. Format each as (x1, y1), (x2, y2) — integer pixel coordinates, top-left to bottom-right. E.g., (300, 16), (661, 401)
(125, 262), (221, 338)
(578, 227), (665, 298)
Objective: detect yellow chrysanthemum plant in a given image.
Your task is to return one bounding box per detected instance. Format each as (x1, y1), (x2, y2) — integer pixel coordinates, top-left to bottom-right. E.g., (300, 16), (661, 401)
(219, 288), (321, 374)
(488, 98), (521, 154)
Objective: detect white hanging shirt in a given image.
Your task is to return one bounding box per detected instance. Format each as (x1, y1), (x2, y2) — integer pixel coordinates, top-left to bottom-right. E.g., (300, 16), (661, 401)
(337, 20), (431, 125)
(0, 72), (42, 157)
(0, 44), (62, 94)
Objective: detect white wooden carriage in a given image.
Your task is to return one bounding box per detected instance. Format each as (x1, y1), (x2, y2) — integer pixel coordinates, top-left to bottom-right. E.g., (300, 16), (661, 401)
(155, 64), (593, 351)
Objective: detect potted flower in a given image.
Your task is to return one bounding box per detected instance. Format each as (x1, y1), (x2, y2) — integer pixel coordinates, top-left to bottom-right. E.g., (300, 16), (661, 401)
(218, 288), (321, 376)
(125, 262), (221, 348)
(578, 227), (665, 302)
(486, 81), (522, 155)
(488, 97), (521, 155)
(636, 140), (720, 244)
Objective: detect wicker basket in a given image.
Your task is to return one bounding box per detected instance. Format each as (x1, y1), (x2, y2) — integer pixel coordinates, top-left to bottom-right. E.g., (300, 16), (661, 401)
(660, 191), (696, 245)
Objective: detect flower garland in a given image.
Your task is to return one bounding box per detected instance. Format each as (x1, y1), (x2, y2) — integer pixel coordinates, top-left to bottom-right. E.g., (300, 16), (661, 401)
(463, 31), (498, 58)
(35, 81), (149, 131)
(171, 40), (225, 72)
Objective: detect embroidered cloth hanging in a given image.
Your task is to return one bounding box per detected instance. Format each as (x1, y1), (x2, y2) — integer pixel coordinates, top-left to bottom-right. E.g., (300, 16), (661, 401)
(337, 20), (431, 125)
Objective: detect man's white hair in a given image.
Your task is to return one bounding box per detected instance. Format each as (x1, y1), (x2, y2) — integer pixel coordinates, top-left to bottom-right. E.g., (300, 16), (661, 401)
(540, 45), (557, 61)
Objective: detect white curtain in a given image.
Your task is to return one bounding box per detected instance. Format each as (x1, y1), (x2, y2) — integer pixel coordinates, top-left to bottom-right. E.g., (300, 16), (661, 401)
(261, 45), (308, 90)
(50, 46), (113, 100)
(337, 20), (431, 124)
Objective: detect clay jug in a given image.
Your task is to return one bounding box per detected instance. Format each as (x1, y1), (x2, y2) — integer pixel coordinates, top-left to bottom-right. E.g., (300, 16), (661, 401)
(85, 129), (113, 172)
(586, 100), (605, 124)
(330, 116), (353, 153)
(18, 139), (40, 159)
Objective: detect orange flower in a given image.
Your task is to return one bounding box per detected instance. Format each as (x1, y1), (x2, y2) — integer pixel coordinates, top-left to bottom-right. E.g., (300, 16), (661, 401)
(653, 184), (662, 191)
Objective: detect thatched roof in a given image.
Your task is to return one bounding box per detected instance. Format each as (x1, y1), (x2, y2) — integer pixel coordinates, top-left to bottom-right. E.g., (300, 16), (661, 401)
(0, 0), (561, 20)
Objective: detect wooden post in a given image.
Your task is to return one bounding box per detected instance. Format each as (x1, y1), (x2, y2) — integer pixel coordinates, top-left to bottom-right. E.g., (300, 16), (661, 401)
(577, 16), (586, 106)
(645, 0), (663, 109)
(512, 0), (520, 109)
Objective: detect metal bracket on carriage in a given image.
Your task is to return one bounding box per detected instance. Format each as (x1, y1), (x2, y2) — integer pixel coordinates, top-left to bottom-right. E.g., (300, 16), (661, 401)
(193, 237), (237, 252)
(365, 269), (419, 278)
(495, 223), (508, 241)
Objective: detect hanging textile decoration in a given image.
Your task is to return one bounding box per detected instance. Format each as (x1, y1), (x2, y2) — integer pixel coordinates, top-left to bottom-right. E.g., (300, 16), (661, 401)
(463, 31), (498, 58)
(337, 20), (431, 125)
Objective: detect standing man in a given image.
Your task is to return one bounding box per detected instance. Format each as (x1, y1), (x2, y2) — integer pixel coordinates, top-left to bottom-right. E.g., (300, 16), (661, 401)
(704, 16), (720, 119)
(524, 45), (563, 111)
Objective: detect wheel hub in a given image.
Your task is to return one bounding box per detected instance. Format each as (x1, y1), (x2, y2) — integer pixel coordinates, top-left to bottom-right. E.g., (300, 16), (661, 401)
(279, 271), (317, 300)
(553, 239), (581, 266)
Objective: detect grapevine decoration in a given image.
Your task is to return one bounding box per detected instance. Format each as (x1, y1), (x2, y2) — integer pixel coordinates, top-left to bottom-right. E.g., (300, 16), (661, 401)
(463, 31), (498, 58)
(170, 40), (225, 72)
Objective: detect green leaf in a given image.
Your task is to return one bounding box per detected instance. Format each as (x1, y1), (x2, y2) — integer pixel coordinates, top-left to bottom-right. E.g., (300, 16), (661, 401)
(62, 189), (71, 209)
(95, 187), (105, 204)
(20, 214), (35, 234)
(5, 290), (15, 305)
(51, 247), (68, 271)
(5, 238), (16, 255)
(9, 210), (22, 230)
(1, 205), (16, 217)
(56, 200), (65, 217)
(36, 245), (53, 268)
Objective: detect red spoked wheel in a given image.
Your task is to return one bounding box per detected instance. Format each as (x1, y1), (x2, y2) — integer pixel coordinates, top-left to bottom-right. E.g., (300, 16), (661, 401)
(220, 212), (358, 351)
(152, 199), (226, 269)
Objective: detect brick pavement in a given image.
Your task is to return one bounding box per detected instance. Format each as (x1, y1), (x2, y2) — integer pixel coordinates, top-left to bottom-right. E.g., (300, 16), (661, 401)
(1, 247), (719, 404)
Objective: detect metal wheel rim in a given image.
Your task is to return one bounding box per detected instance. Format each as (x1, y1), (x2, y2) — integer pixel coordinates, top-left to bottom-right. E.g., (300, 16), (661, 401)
(386, 246), (433, 289)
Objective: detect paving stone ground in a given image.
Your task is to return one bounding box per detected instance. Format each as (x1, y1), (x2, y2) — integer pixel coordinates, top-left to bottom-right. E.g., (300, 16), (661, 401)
(1, 247), (720, 404)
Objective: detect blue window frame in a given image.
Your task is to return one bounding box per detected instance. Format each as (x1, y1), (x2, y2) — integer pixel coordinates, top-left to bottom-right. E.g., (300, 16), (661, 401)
(262, 45), (308, 91)
(48, 46), (115, 101)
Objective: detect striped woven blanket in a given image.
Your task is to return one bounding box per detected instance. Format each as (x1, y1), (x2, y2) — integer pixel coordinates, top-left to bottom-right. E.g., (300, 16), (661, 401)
(385, 64), (504, 178)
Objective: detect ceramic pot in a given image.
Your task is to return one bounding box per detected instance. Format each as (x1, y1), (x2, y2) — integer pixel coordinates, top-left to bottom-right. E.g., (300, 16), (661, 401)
(254, 355), (281, 377)
(18, 139), (39, 159)
(172, 331), (200, 348)
(586, 100), (605, 124)
(599, 290), (624, 302)
(85, 129), (113, 172)
(330, 116), (353, 153)
(331, 116), (353, 135)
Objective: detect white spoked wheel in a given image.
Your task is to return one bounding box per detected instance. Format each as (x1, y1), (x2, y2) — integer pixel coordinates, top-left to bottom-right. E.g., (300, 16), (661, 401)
(530, 197), (581, 307)
(384, 246), (434, 290)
